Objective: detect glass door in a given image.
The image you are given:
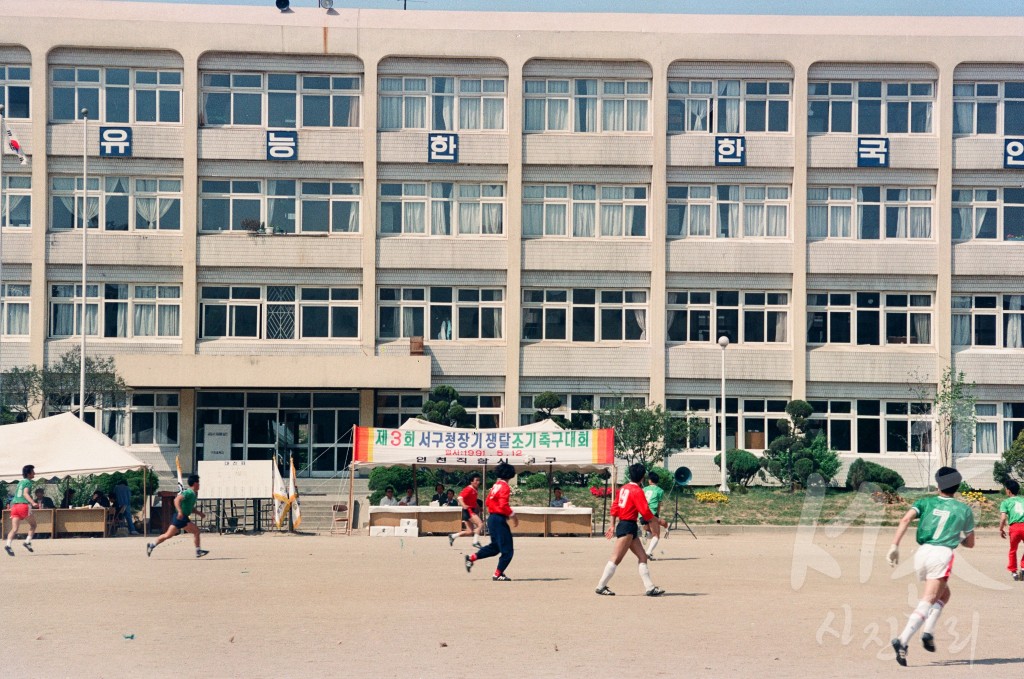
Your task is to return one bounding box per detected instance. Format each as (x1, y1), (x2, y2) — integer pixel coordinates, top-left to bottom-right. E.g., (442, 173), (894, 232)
(278, 410), (311, 476)
(245, 409), (278, 461)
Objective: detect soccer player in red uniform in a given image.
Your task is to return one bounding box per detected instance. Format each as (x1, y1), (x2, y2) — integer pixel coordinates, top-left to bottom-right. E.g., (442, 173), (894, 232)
(449, 472), (483, 548)
(465, 461), (518, 581)
(595, 463), (666, 596)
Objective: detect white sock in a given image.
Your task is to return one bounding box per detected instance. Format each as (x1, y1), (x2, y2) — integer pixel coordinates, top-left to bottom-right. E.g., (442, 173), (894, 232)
(647, 537), (659, 555)
(639, 563), (655, 590)
(899, 600), (933, 645)
(922, 601), (945, 635)
(449, 533), (458, 540)
(597, 561), (617, 589)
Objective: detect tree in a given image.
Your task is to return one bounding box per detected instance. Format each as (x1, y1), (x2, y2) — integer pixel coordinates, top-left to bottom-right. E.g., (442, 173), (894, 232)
(531, 391), (569, 429)
(760, 400), (816, 490)
(933, 367), (977, 468)
(595, 400), (706, 469)
(1, 351), (127, 421)
(420, 385), (470, 428)
(994, 430), (1024, 486)
(0, 365), (41, 422)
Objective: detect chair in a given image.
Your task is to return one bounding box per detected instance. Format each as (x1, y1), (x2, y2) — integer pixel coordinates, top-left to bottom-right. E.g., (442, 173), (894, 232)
(330, 503), (349, 535)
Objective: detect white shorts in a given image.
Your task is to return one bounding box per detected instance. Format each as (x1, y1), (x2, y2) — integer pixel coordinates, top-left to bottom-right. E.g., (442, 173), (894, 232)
(913, 543), (955, 581)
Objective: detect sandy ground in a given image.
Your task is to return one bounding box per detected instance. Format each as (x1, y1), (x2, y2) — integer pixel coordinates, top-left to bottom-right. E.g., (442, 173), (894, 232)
(2, 525), (1021, 679)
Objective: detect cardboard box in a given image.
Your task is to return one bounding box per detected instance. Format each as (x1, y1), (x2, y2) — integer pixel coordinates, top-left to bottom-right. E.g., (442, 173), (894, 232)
(369, 526), (395, 537)
(399, 518), (418, 529)
(395, 525), (419, 537)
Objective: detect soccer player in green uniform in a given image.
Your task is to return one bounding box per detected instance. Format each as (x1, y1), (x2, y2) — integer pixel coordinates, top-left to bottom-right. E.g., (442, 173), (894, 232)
(886, 467), (975, 667)
(642, 471), (665, 559)
(147, 474), (208, 558)
(998, 479), (1024, 581)
(5, 465), (39, 556)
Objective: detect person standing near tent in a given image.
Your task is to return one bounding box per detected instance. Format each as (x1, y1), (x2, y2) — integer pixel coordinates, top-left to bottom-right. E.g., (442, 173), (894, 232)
(642, 471), (665, 560)
(5, 465), (39, 556)
(147, 474), (208, 559)
(449, 472), (483, 548)
(595, 463), (666, 596)
(464, 462), (518, 581)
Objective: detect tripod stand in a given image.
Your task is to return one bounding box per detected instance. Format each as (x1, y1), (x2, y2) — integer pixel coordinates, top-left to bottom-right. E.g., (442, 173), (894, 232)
(667, 485), (697, 539)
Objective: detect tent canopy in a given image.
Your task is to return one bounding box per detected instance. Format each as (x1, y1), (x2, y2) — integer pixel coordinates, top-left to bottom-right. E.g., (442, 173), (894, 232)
(0, 413), (148, 482)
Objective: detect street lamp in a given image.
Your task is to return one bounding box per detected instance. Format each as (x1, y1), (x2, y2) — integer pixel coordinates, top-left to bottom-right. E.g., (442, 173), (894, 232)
(718, 335), (730, 493)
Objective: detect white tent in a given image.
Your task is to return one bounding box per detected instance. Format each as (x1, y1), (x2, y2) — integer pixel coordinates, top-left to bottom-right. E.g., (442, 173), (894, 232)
(0, 413), (148, 482)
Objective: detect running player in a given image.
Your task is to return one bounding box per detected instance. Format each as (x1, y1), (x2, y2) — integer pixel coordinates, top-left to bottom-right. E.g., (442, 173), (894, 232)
(998, 478), (1024, 581)
(642, 471), (665, 559)
(464, 462), (518, 581)
(595, 463), (667, 596)
(5, 465), (38, 556)
(887, 467), (975, 666)
(147, 474), (209, 558)
(449, 472), (483, 548)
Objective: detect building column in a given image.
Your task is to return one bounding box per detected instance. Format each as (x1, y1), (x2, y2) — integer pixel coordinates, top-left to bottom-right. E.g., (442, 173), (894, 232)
(503, 58), (525, 427)
(790, 60), (811, 402)
(180, 51), (200, 355)
(648, 57), (669, 408)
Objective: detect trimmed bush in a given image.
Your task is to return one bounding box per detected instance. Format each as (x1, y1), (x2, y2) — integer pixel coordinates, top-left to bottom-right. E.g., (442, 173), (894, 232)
(845, 458), (906, 493)
(712, 449), (761, 486)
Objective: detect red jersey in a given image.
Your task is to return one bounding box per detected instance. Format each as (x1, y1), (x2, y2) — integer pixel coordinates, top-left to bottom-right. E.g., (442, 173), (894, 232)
(459, 485), (479, 514)
(485, 479), (513, 516)
(611, 482), (655, 522)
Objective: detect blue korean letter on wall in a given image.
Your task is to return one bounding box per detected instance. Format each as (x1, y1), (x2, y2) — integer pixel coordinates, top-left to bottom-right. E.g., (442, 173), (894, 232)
(857, 137), (889, 167)
(99, 127), (132, 157)
(267, 131), (298, 160)
(428, 133), (458, 163)
(1004, 139), (1024, 169)
(715, 136), (746, 166)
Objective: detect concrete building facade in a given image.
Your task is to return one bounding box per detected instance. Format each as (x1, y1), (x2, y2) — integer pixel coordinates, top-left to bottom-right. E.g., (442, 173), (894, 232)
(0, 1), (1022, 487)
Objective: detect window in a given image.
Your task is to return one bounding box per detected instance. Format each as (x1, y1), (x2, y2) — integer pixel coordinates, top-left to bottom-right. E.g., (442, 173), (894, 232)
(1, 175), (31, 228)
(809, 186), (931, 240)
(129, 392), (180, 446)
(807, 399), (931, 455)
(379, 76), (504, 131)
(0, 65), (30, 119)
(953, 81), (1024, 136)
(523, 184), (647, 238)
(0, 283), (29, 336)
(952, 294), (1024, 349)
(807, 291), (932, 346)
(377, 286), (503, 340)
(952, 187), (1024, 241)
(665, 398), (712, 449)
(200, 179), (361, 233)
(807, 80), (933, 135)
(806, 400), (853, 452)
(379, 182), (504, 236)
(374, 392), (426, 428)
(459, 394), (503, 428)
(202, 72), (361, 128)
(49, 283), (180, 338)
(968, 403), (1024, 455)
(51, 67), (181, 123)
(667, 290), (788, 344)
(521, 288), (647, 342)
(668, 79), (790, 133)
(524, 78), (649, 133)
(519, 394), (642, 427)
(667, 185), (789, 238)
(200, 285), (359, 340)
(51, 176), (181, 231)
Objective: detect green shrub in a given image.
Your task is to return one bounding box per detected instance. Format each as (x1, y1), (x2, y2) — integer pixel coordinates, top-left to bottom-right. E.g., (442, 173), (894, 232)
(806, 435), (842, 485)
(845, 458), (906, 493)
(518, 472), (550, 490)
(367, 466), (439, 505)
(712, 449), (761, 486)
(793, 457), (815, 487)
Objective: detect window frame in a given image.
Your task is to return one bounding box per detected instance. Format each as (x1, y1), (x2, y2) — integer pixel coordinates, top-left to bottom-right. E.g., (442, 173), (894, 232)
(0, 282), (30, 337)
(376, 286), (504, 341)
(522, 183), (648, 239)
(199, 285), (361, 341)
(807, 79), (934, 136)
(667, 78), (792, 134)
(48, 282), (181, 339)
(806, 290), (933, 347)
(951, 293), (1024, 349)
(667, 184), (790, 239)
(666, 290), (790, 345)
(951, 187), (1024, 242)
(201, 71), (363, 129)
(50, 66), (182, 124)
(199, 178), (362, 234)
(524, 77), (650, 134)
(378, 181), (505, 237)
(50, 175), (182, 232)
(521, 287), (648, 344)
(808, 185), (933, 241)
(0, 65), (31, 119)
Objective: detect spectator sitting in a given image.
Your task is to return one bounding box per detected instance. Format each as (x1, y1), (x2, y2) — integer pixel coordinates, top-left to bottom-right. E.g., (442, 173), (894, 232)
(34, 488), (56, 510)
(550, 486), (570, 508)
(88, 490), (111, 508)
(446, 489), (458, 506)
(60, 488), (76, 509)
(398, 488), (417, 506)
(378, 486), (400, 507)
(430, 483), (447, 506)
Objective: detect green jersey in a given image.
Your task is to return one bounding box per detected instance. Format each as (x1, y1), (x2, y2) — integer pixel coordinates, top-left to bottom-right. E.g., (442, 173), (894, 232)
(11, 478), (33, 505)
(913, 495), (974, 548)
(1000, 496), (1024, 524)
(643, 485), (664, 515)
(179, 488), (197, 516)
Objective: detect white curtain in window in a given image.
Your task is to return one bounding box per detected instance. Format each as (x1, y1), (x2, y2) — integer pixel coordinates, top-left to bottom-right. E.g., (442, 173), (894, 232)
(524, 99), (545, 131)
(460, 98), (480, 129)
(807, 205), (827, 238)
(522, 204), (543, 236)
(573, 203), (595, 237)
(975, 207), (990, 238)
(687, 99), (708, 131)
(155, 412), (176, 445)
(719, 100), (740, 133)
(575, 98), (596, 132)
(5, 303), (28, 335)
(1, 194), (25, 226)
(603, 100), (624, 132)
(546, 204), (566, 236)
(1006, 295), (1023, 349)
(1005, 421), (1018, 453)
(103, 411), (125, 446)
(600, 204), (623, 237)
(767, 205), (787, 237)
(404, 97), (425, 128)
(85, 304), (98, 335)
(952, 206), (972, 240)
(717, 203), (738, 238)
(135, 197), (173, 230)
(909, 207), (931, 238)
(951, 315), (971, 346)
(458, 202), (480, 234)
(976, 422), (997, 454)
(632, 309), (647, 340)
(379, 96), (402, 129)
(433, 95), (454, 131)
(953, 102), (974, 134)
(404, 202), (425, 234)
(743, 203), (764, 237)
(159, 305), (180, 336)
(774, 311), (788, 342)
(912, 313), (931, 344)
(690, 204), (710, 236)
(891, 206), (907, 238)
(431, 201), (452, 235)
(134, 304), (156, 336)
(111, 302), (128, 338)
(548, 99), (568, 130)
(481, 204), (502, 235)
(483, 99), (504, 129)
(627, 100), (648, 131)
(53, 303), (75, 335)
(490, 309), (502, 339)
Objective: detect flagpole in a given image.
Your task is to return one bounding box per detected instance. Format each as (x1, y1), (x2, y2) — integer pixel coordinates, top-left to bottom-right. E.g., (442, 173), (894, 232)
(0, 106), (6, 413)
(79, 108), (88, 418)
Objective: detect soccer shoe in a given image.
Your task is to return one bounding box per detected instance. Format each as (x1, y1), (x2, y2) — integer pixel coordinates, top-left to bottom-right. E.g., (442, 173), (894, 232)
(921, 633), (935, 653)
(4, 546), (13, 557)
(891, 638), (908, 666)
(492, 574), (512, 581)
(22, 542), (33, 553)
(448, 535), (455, 547)
(1013, 571), (1020, 582)
(471, 540), (482, 548)
(196, 550), (210, 559)
(595, 586), (615, 596)
(644, 586), (665, 597)
(645, 553), (656, 561)
(146, 543), (155, 557)
(464, 555), (473, 573)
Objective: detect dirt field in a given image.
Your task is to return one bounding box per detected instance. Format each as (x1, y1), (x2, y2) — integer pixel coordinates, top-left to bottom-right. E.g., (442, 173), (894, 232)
(3, 526), (1020, 678)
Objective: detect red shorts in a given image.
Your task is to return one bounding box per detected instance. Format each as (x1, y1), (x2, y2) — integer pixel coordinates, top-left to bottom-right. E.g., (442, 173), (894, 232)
(10, 503), (30, 520)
